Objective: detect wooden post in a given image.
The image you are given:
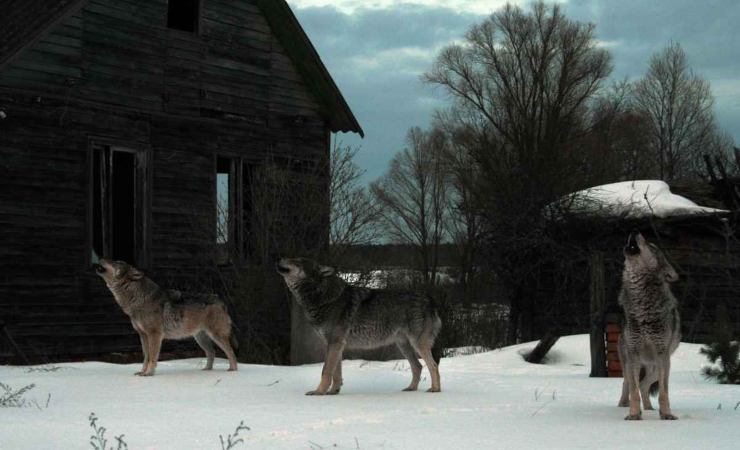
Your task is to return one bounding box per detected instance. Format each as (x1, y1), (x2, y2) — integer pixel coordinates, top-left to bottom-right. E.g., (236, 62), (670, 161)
(524, 330), (560, 364)
(589, 251), (607, 377)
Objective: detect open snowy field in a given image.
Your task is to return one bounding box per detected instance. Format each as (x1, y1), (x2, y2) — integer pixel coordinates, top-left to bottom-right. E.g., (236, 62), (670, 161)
(2, 335), (739, 449)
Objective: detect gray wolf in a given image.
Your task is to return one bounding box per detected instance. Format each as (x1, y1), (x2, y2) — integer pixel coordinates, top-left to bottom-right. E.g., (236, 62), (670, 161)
(617, 232), (680, 420)
(94, 259), (238, 376)
(276, 257), (442, 395)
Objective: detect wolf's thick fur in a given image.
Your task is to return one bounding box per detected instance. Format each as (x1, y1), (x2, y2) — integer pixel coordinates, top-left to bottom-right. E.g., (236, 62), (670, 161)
(94, 259), (238, 376)
(277, 257), (442, 395)
(617, 232), (681, 420)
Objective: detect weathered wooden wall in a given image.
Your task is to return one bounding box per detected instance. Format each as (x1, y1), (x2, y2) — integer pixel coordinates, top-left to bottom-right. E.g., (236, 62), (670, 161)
(0, 0), (333, 363)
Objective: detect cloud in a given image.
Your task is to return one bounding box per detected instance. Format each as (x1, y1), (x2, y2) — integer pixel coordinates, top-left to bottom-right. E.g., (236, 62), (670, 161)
(289, 3), (486, 182)
(287, 0), (740, 183)
(563, 0), (740, 145)
(289, 0), (525, 16)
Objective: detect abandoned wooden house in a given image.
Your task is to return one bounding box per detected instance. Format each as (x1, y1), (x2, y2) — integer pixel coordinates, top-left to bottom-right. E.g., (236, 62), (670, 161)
(521, 180), (740, 377)
(0, 0), (362, 364)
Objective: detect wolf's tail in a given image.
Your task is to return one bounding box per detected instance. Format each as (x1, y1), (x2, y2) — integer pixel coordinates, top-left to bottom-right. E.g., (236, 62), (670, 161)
(638, 367), (659, 397)
(648, 381), (659, 397)
(432, 344), (443, 365)
(431, 304), (444, 366)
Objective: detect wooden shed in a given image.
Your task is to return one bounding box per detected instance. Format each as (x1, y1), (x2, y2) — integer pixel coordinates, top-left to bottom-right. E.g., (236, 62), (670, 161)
(0, 0), (362, 364)
(519, 180), (740, 376)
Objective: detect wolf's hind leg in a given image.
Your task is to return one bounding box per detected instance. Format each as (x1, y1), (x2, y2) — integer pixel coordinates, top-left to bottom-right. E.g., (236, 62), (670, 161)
(194, 331), (216, 370)
(411, 335), (441, 393)
(206, 329), (238, 371)
(396, 338), (422, 391)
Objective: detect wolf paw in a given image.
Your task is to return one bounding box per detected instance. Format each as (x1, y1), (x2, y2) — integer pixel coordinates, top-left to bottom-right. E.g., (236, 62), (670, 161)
(660, 413), (678, 420)
(426, 387), (441, 393)
(227, 367), (238, 372)
(202, 367), (213, 371)
(327, 389), (341, 395)
(624, 413), (642, 421)
(617, 401), (629, 407)
(402, 386), (418, 392)
(305, 390), (328, 396)
(135, 371), (153, 377)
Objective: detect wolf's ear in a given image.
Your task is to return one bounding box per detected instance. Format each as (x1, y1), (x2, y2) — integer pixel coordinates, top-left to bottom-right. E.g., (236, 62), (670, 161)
(664, 264), (679, 283)
(128, 267), (144, 281)
(319, 265), (336, 277)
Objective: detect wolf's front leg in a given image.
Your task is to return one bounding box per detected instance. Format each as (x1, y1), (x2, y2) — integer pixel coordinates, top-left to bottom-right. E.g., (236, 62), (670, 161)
(306, 341), (344, 396)
(140, 332), (163, 376)
(658, 357), (677, 420)
(624, 362), (642, 420)
(135, 332), (150, 376)
(328, 357), (343, 395)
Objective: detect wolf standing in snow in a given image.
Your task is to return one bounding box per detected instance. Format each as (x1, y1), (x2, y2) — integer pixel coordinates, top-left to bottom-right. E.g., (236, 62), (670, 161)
(94, 259), (238, 376)
(276, 257), (442, 395)
(617, 231), (681, 420)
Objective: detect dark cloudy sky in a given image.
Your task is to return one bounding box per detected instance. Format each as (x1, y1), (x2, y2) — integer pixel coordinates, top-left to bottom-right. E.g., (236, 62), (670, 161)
(287, 0), (740, 183)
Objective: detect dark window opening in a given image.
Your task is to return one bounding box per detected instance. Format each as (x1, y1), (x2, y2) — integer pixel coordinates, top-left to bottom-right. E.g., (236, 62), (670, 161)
(216, 157), (232, 246)
(111, 152), (136, 263)
(167, 0), (200, 33)
(90, 145), (143, 266)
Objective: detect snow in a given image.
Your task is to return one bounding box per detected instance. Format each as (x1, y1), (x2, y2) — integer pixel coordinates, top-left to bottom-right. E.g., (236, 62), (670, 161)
(2, 335), (739, 449)
(558, 180), (726, 220)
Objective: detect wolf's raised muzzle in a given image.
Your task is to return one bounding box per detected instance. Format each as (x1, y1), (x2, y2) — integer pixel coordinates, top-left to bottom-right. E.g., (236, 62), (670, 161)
(92, 263), (106, 274)
(625, 231), (640, 255)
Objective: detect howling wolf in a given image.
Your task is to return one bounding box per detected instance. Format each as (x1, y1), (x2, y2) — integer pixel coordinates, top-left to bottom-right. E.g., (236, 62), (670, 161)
(617, 231), (681, 420)
(94, 259), (238, 376)
(276, 257), (442, 395)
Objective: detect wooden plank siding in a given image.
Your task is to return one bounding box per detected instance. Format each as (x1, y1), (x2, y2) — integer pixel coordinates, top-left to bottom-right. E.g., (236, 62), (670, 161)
(0, 0), (348, 363)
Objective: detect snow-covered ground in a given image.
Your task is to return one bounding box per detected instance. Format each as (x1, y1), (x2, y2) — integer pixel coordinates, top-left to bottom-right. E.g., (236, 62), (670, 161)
(2, 335), (739, 449)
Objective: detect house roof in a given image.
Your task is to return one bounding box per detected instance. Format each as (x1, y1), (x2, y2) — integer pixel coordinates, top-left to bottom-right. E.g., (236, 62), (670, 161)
(0, 0), (363, 137)
(0, 0), (88, 72)
(255, 0), (364, 137)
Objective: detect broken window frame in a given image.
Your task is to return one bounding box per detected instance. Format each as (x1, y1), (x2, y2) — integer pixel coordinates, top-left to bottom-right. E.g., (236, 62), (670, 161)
(86, 138), (151, 269)
(214, 155), (258, 265)
(166, 0), (202, 34)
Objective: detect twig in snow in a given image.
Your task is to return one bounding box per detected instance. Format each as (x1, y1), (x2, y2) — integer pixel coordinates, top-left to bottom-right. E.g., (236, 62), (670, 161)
(266, 380), (281, 387)
(25, 365), (66, 373)
(89, 412), (128, 450)
(0, 382), (36, 407)
(219, 420), (250, 450)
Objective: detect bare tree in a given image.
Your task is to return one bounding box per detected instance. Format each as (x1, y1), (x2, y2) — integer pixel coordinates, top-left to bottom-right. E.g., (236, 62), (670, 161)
(424, 2), (613, 343)
(371, 127), (450, 286)
(634, 42), (718, 180)
(329, 142), (382, 261)
(579, 79), (655, 182)
(424, 1), (612, 184)
(434, 112), (484, 306)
